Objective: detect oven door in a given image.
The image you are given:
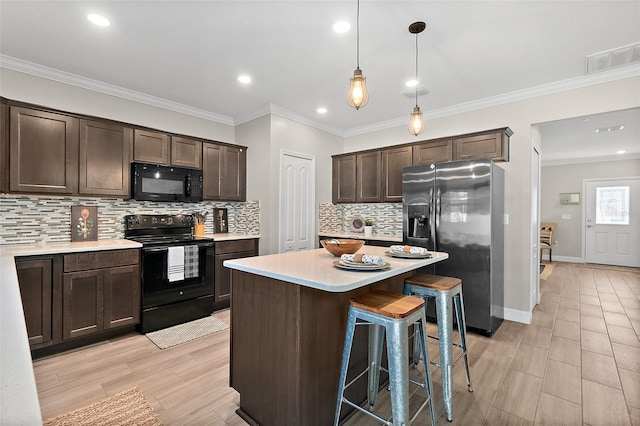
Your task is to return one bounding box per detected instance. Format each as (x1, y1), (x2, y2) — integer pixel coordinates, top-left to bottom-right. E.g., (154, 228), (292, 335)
(141, 242), (214, 308)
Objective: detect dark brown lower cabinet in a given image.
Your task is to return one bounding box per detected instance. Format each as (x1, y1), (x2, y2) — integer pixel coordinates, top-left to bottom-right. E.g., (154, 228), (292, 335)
(214, 239), (258, 310)
(15, 257), (60, 348)
(16, 249), (140, 352)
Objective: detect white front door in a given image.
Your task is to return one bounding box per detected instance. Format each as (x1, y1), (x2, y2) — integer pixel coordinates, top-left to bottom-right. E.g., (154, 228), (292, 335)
(584, 177), (640, 267)
(279, 150), (315, 253)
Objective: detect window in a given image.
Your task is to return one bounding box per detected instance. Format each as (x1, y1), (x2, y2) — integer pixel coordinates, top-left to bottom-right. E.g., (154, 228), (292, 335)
(596, 186), (630, 225)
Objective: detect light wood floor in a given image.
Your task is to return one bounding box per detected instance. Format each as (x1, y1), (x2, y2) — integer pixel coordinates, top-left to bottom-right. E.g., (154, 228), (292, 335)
(33, 262), (640, 425)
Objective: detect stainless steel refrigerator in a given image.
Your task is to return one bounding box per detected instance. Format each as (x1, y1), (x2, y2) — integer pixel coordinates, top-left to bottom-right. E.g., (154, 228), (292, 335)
(403, 159), (504, 336)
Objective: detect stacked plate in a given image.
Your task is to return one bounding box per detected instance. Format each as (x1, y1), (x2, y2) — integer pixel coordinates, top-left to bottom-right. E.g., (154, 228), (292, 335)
(385, 247), (432, 259)
(333, 259), (391, 271)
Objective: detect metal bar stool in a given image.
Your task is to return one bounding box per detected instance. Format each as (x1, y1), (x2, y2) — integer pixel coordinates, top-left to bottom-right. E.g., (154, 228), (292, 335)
(334, 290), (436, 426)
(403, 274), (473, 422)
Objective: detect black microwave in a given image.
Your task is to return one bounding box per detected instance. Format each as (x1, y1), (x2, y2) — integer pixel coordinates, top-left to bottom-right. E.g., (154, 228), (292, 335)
(132, 162), (203, 203)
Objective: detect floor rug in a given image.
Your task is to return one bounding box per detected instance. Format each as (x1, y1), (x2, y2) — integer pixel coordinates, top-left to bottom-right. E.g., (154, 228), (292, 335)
(540, 263), (554, 280)
(145, 316), (229, 349)
(43, 387), (161, 426)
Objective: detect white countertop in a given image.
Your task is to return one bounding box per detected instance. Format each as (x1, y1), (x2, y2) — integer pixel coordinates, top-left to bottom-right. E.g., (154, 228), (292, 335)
(204, 233), (260, 241)
(318, 231), (402, 242)
(224, 245), (448, 292)
(0, 239), (142, 426)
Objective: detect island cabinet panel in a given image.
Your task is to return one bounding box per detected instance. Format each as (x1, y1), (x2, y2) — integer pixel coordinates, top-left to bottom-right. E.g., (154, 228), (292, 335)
(413, 138), (453, 165)
(203, 142), (247, 201)
(356, 151), (382, 202)
(213, 239), (258, 310)
(381, 145), (412, 202)
(453, 129), (511, 162)
(332, 154), (356, 203)
(133, 129), (170, 165)
(170, 136), (202, 169)
(9, 107), (79, 194)
(230, 269), (414, 425)
(16, 257), (54, 348)
(79, 119), (133, 197)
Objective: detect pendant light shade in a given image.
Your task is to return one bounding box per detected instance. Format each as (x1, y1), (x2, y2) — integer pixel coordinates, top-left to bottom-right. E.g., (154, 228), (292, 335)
(408, 21), (426, 136)
(347, 0), (368, 110)
(409, 106), (424, 136)
(347, 67), (368, 109)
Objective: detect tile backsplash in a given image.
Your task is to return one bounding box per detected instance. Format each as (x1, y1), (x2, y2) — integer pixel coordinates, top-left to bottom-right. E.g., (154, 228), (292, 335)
(319, 202), (402, 236)
(0, 195), (260, 245)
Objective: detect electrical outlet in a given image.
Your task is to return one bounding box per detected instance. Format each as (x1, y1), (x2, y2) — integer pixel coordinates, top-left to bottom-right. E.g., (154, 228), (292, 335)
(562, 214), (572, 220)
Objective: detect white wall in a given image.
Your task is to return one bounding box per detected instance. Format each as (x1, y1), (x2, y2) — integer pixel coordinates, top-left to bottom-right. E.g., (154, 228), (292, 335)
(0, 68), (235, 143)
(541, 158), (640, 261)
(345, 76), (640, 318)
(238, 114), (343, 255)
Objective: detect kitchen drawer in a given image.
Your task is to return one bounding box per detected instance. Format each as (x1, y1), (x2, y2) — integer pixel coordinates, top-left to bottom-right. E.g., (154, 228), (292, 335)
(64, 249), (140, 272)
(215, 239), (257, 255)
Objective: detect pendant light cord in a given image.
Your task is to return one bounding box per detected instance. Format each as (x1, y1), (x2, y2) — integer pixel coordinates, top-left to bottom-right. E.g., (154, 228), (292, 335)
(356, 0), (360, 68)
(415, 32), (419, 107)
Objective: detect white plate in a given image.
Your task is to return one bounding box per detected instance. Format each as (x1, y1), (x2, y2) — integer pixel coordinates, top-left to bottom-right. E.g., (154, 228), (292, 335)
(350, 215), (365, 232)
(385, 250), (432, 259)
(333, 260), (390, 271)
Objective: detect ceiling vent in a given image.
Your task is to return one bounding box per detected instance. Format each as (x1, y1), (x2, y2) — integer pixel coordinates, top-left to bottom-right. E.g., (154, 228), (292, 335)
(586, 42), (640, 74)
(400, 86), (429, 99)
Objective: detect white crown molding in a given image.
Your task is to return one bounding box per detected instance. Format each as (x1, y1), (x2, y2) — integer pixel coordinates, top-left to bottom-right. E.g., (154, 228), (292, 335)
(0, 55), (235, 126)
(345, 64), (640, 137)
(542, 153), (640, 167)
(236, 103), (344, 137)
(3, 54), (638, 137)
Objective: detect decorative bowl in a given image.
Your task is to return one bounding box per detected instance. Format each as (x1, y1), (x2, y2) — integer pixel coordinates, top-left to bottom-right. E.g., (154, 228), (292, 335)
(320, 239), (365, 257)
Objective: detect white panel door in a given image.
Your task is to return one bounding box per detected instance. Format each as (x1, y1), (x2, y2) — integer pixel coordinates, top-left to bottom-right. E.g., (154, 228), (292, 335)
(280, 151), (315, 253)
(585, 177), (640, 267)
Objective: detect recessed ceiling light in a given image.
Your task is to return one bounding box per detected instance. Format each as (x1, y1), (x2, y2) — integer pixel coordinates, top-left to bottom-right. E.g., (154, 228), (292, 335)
(88, 14), (110, 27)
(238, 75), (252, 84)
(333, 21), (350, 33)
(617, 150), (627, 154)
(405, 79), (419, 87)
(317, 107), (327, 114)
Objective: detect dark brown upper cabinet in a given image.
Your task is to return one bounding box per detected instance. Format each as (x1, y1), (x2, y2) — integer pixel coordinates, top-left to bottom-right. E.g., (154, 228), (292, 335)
(412, 138), (453, 165)
(1, 101), (8, 193)
(79, 119), (133, 197)
(133, 129), (170, 165)
(203, 142), (247, 201)
(9, 107), (79, 194)
(356, 151), (382, 203)
(453, 128), (512, 162)
(381, 146), (412, 202)
(171, 136), (202, 169)
(332, 154), (356, 203)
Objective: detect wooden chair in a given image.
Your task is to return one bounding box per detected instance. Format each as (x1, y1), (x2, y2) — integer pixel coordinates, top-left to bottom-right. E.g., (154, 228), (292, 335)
(540, 222), (557, 262)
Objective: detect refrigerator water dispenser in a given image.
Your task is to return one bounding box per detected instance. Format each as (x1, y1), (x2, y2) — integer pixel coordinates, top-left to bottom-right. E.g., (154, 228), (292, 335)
(407, 204), (430, 239)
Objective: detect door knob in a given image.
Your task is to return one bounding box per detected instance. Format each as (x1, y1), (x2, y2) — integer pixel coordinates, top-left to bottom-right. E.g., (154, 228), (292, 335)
(586, 224), (594, 228)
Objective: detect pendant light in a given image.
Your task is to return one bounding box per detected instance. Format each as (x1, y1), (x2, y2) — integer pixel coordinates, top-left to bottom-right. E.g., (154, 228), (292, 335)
(408, 21), (426, 136)
(347, 0), (368, 109)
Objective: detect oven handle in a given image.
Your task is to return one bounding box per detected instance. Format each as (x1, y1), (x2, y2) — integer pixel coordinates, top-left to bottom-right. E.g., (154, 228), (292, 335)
(143, 247), (168, 252)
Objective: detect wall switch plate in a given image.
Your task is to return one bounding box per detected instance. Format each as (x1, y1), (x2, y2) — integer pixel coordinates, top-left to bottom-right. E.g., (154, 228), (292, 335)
(562, 214), (572, 220)
(504, 213), (509, 225)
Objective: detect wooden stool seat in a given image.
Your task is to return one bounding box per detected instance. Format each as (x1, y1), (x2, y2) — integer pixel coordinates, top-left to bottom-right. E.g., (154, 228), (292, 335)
(350, 290), (425, 319)
(405, 273), (461, 291)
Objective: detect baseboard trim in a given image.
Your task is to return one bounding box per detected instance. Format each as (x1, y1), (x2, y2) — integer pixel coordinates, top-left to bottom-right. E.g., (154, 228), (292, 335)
(552, 256), (583, 263)
(503, 307), (532, 325)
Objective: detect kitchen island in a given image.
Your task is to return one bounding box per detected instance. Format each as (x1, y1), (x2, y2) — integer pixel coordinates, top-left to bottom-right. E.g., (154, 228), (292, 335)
(224, 245), (448, 426)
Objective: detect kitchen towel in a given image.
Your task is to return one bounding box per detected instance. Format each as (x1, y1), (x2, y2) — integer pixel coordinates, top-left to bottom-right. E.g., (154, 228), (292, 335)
(340, 253), (386, 266)
(389, 245), (429, 255)
(184, 245), (199, 279)
(168, 246), (185, 282)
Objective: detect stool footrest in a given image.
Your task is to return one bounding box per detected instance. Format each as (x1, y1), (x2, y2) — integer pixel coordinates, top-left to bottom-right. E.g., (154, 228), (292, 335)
(341, 398), (391, 426)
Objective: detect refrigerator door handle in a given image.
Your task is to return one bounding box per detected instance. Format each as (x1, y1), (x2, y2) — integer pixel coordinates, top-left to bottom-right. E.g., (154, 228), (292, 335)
(434, 187), (441, 251)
